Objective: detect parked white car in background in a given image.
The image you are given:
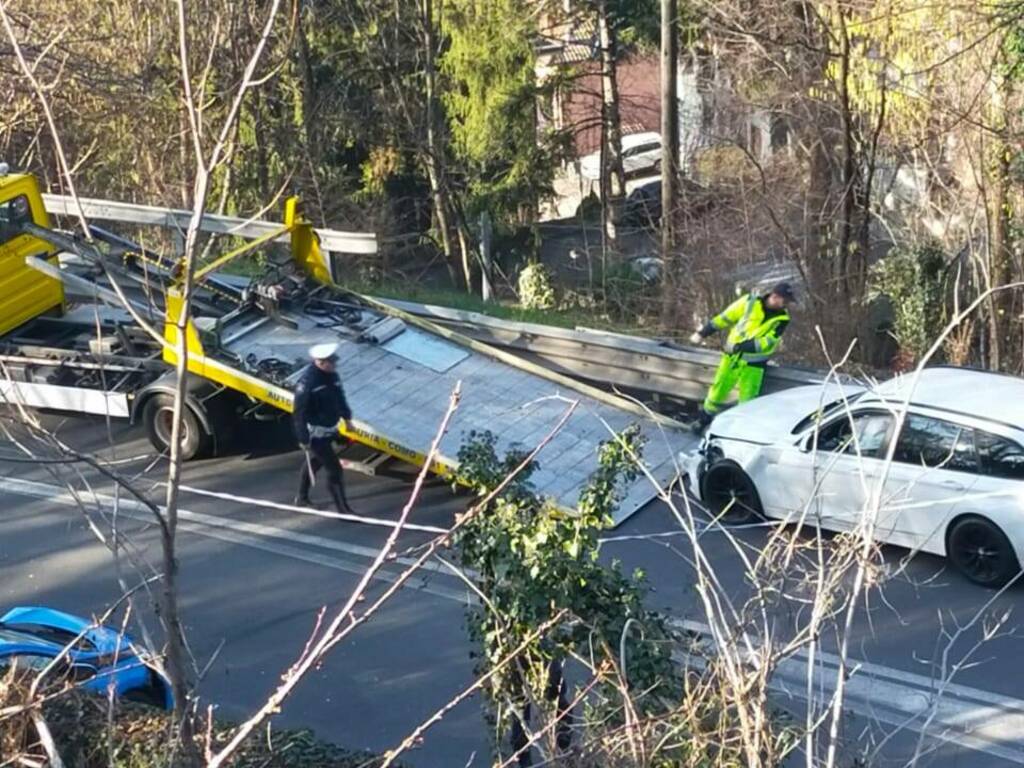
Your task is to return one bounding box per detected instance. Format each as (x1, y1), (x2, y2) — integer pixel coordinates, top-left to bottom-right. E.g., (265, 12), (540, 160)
(685, 367), (1024, 587)
(579, 131), (662, 180)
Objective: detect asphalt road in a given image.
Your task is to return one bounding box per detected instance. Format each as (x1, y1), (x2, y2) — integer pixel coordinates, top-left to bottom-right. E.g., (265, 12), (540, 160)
(2, 413), (1023, 767)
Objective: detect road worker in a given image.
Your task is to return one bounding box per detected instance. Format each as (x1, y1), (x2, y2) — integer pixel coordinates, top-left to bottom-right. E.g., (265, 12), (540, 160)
(293, 342), (355, 515)
(688, 282), (795, 429)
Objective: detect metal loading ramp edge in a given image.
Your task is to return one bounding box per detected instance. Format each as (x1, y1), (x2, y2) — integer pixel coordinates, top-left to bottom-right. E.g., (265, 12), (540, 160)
(378, 297), (828, 403)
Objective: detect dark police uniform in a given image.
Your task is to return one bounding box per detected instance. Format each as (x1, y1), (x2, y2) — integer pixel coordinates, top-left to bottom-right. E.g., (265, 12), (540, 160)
(293, 363), (353, 513)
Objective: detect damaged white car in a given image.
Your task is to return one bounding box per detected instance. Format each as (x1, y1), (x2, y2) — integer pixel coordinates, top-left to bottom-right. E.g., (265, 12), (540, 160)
(685, 367), (1024, 587)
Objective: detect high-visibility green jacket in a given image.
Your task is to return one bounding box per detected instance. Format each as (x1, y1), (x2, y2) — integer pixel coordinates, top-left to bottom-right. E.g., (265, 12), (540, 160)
(703, 293), (790, 363)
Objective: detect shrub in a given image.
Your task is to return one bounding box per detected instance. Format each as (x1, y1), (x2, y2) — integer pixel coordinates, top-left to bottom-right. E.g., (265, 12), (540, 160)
(453, 428), (775, 765)
(517, 261), (556, 310)
(17, 692), (397, 768)
(867, 241), (947, 364)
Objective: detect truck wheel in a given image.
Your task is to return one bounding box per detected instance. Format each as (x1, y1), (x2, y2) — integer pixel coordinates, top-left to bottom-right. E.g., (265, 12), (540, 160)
(143, 394), (211, 461)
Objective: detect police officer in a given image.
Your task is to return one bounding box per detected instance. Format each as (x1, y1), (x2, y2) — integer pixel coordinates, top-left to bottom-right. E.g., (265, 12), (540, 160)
(689, 281), (795, 429)
(293, 342), (355, 515)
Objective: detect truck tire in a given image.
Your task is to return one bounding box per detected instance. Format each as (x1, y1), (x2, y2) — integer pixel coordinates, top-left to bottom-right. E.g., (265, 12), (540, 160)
(143, 394), (211, 461)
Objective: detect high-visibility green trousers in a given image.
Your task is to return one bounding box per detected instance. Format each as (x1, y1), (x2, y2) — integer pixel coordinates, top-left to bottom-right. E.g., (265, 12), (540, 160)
(702, 354), (765, 415)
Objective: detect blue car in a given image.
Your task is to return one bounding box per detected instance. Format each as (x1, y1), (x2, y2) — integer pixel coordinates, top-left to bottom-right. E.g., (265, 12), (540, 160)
(0, 606), (172, 709)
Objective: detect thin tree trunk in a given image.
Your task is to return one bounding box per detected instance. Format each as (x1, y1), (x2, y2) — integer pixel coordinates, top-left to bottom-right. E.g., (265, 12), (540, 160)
(296, 12), (319, 165)
(805, 132), (831, 308)
(833, 1), (857, 299)
(660, 0), (679, 326)
(982, 60), (1015, 371)
(855, 83), (886, 298)
(597, 0), (624, 241)
(421, 0), (465, 289)
(987, 140), (1010, 370)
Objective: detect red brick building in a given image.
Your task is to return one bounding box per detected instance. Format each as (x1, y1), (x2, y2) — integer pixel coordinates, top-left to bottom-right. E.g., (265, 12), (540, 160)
(534, 9), (662, 157)
(554, 55), (662, 156)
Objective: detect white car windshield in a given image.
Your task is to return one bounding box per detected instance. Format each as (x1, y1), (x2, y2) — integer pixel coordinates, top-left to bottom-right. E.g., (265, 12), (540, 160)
(624, 142), (660, 157)
(790, 392), (865, 435)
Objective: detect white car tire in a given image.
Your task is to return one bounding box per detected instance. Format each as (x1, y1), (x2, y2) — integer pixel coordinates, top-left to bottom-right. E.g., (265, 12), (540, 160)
(945, 515), (1021, 589)
(700, 461), (763, 525)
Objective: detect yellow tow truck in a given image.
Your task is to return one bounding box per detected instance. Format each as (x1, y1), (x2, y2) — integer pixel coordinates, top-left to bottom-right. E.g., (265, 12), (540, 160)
(0, 167), (690, 523)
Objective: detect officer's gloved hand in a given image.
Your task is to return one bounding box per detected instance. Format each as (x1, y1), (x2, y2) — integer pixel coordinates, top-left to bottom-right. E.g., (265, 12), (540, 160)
(688, 331), (703, 345)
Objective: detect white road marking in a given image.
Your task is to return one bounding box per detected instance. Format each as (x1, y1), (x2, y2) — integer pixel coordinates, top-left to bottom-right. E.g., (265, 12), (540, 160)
(0, 477), (467, 602)
(4, 476), (1023, 763)
(170, 483), (449, 535)
(174, 523), (471, 603)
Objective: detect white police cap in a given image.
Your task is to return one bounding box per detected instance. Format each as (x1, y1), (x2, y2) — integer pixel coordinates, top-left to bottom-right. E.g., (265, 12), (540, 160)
(309, 342), (339, 360)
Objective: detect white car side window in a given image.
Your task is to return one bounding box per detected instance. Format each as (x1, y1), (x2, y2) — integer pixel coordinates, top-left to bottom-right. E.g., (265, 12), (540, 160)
(856, 415), (891, 456)
(624, 142), (660, 158)
(892, 415), (978, 473)
(813, 411), (892, 458)
(975, 430), (1024, 480)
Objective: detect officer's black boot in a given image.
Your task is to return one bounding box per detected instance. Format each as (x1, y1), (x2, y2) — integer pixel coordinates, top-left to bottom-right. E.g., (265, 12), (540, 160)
(328, 482), (354, 517)
(294, 465), (313, 507)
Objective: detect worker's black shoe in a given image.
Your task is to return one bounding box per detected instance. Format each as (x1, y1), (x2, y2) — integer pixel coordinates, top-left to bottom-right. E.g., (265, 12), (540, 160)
(329, 486), (355, 517)
(293, 495), (312, 508)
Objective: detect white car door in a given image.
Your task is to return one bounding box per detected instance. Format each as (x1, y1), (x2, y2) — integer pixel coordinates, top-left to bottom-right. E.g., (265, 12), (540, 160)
(967, 429), (1024, 557)
(878, 413), (980, 553)
(759, 409), (895, 533)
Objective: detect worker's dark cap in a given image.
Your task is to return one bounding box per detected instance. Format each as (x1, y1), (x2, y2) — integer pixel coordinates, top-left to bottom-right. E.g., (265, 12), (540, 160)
(771, 282), (796, 302)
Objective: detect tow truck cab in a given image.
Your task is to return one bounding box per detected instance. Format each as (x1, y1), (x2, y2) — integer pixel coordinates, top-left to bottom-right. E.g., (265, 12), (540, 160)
(0, 168), (229, 459)
(0, 171), (63, 336)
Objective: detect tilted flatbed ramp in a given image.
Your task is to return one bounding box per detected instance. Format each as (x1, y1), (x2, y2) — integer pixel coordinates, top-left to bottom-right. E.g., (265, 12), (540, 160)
(214, 303), (695, 523)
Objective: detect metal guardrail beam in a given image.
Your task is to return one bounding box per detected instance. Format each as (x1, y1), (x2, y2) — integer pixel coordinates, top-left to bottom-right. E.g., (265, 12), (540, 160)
(42, 194), (378, 255)
(378, 298), (827, 402)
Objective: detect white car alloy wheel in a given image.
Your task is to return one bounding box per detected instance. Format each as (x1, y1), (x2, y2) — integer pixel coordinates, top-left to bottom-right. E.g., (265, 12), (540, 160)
(701, 461), (763, 524)
(946, 515), (1021, 588)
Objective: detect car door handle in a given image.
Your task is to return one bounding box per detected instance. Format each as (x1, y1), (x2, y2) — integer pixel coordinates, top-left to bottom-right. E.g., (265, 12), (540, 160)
(941, 479), (966, 492)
